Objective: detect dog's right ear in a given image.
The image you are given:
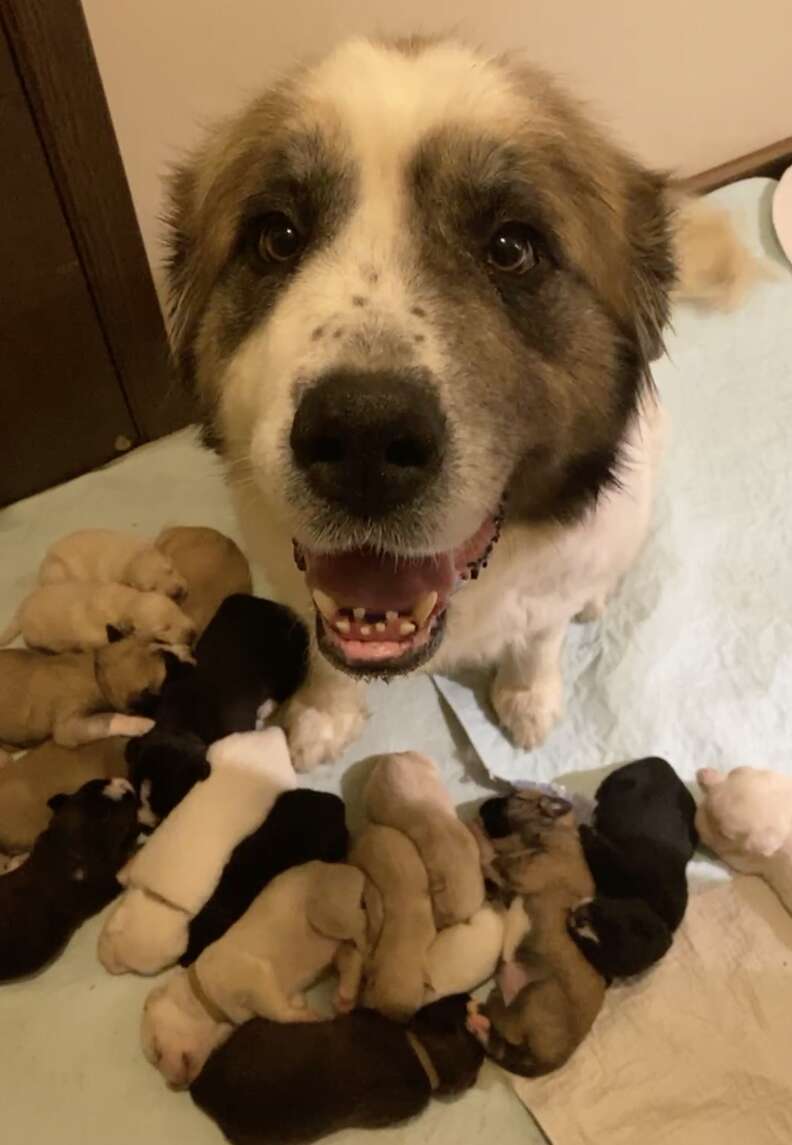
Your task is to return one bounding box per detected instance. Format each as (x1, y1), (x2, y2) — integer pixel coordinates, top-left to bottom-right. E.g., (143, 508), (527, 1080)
(106, 624), (124, 644)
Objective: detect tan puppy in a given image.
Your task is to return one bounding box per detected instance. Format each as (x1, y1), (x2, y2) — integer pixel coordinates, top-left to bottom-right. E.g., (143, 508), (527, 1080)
(38, 529), (186, 599)
(0, 583), (196, 652)
(0, 637), (182, 749)
(351, 824), (436, 1020)
(141, 860), (366, 1088)
(469, 790), (606, 1077)
(155, 527), (252, 636)
(364, 751), (485, 926)
(0, 737), (128, 853)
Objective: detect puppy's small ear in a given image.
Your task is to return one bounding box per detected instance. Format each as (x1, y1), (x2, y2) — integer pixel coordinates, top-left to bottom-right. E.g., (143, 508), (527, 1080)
(106, 624), (124, 644)
(47, 793), (69, 812)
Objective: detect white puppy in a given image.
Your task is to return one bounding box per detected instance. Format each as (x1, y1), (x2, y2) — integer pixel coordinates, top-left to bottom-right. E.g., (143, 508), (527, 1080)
(141, 860), (367, 1087)
(98, 729), (295, 975)
(38, 529), (186, 599)
(0, 583), (196, 652)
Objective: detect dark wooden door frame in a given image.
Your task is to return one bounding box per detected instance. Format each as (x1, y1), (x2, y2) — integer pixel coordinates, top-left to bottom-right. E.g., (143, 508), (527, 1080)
(0, 0), (191, 441)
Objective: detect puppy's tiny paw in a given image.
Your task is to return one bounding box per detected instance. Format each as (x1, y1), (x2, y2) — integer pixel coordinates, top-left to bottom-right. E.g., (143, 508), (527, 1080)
(491, 674), (563, 750)
(279, 686), (367, 771)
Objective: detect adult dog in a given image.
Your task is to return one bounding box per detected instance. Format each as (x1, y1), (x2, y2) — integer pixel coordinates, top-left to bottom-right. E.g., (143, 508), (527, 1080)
(166, 36), (750, 769)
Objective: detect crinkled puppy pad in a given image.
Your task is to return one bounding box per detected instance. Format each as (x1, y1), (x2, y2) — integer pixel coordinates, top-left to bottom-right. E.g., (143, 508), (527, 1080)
(436, 178), (792, 786)
(514, 877), (792, 1145)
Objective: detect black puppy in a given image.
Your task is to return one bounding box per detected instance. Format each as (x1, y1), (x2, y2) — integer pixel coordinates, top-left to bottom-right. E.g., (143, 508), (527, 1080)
(191, 995), (484, 1145)
(125, 595), (308, 824)
(571, 757), (697, 977)
(126, 729), (210, 828)
(181, 789), (348, 964)
(154, 594), (309, 744)
(0, 778), (139, 980)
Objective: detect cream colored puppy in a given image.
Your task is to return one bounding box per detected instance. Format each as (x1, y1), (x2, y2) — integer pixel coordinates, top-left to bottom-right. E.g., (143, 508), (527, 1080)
(1, 583), (196, 652)
(141, 860), (367, 1088)
(38, 529), (186, 599)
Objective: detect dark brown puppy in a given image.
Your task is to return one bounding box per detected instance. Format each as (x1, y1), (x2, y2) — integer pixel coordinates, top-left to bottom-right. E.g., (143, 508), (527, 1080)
(0, 778), (139, 980)
(191, 994), (483, 1145)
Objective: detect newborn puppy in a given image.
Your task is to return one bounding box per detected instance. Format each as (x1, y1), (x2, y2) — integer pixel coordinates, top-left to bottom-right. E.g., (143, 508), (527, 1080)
(0, 778), (139, 979)
(38, 528), (186, 599)
(183, 789), (347, 964)
(0, 637), (182, 748)
(364, 751), (484, 927)
(152, 594), (309, 745)
(1, 584), (195, 652)
(471, 789), (606, 1077)
(351, 825), (436, 1020)
(126, 730), (210, 829)
(191, 994), (484, 1144)
(581, 757), (698, 932)
(155, 527), (252, 637)
(142, 861), (366, 1087)
(99, 729), (296, 975)
(0, 737), (128, 853)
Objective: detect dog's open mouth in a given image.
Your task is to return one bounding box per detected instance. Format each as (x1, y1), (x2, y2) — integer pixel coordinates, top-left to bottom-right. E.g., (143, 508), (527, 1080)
(293, 512), (502, 676)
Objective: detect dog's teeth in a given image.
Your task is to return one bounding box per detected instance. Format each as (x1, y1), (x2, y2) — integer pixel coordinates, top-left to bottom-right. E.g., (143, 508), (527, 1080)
(375, 622), (386, 633)
(413, 591), (437, 628)
(312, 590), (338, 621)
(360, 625), (371, 636)
(353, 607), (366, 621)
(386, 610), (398, 622)
(399, 620), (416, 636)
(335, 618), (351, 634)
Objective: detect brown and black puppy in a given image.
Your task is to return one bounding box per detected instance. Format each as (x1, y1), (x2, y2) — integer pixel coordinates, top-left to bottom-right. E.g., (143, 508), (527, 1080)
(0, 637), (188, 749)
(470, 789), (605, 1076)
(191, 994), (483, 1144)
(0, 778), (139, 980)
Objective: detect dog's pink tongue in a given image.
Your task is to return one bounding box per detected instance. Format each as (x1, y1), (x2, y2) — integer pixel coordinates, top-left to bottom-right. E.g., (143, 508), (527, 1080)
(304, 548), (455, 612)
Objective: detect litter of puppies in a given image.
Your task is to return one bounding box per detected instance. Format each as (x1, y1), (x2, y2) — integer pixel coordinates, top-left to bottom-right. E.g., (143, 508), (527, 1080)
(2, 523), (782, 1144)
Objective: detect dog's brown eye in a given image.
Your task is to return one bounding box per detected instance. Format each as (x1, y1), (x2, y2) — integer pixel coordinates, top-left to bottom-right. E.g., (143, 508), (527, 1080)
(256, 213), (305, 264)
(487, 224), (537, 274)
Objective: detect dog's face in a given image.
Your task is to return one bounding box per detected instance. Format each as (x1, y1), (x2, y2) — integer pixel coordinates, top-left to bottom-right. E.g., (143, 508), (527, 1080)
(168, 37), (674, 678)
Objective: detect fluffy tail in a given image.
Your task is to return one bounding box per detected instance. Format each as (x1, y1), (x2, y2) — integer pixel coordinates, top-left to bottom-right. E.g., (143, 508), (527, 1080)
(669, 191), (769, 309)
(0, 613), (21, 647)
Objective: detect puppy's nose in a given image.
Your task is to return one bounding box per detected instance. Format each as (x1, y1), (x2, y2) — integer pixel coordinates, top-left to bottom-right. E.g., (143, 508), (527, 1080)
(290, 370), (445, 518)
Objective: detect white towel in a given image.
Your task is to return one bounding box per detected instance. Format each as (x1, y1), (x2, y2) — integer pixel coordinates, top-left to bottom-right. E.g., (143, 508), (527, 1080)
(514, 877), (792, 1145)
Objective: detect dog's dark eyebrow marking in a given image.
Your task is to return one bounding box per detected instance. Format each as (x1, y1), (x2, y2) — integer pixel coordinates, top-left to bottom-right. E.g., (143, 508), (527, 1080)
(364, 267), (380, 285)
(311, 325), (325, 341)
(414, 333), (425, 343)
(351, 295), (367, 307)
(333, 328), (345, 339)
(410, 305), (426, 318)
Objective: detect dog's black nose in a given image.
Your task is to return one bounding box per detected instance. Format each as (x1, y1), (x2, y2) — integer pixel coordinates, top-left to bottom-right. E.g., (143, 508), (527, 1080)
(290, 370), (445, 518)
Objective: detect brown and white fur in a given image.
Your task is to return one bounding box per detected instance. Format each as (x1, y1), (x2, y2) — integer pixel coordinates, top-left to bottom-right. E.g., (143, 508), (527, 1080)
(165, 37), (757, 770)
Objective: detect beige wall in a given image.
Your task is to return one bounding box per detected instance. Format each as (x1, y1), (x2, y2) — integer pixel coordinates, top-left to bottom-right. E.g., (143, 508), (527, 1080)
(83, 0), (792, 294)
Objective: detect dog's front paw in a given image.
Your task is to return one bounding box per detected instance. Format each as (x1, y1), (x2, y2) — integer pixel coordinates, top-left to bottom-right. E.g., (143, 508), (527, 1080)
(279, 683), (367, 771)
(491, 673), (563, 750)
